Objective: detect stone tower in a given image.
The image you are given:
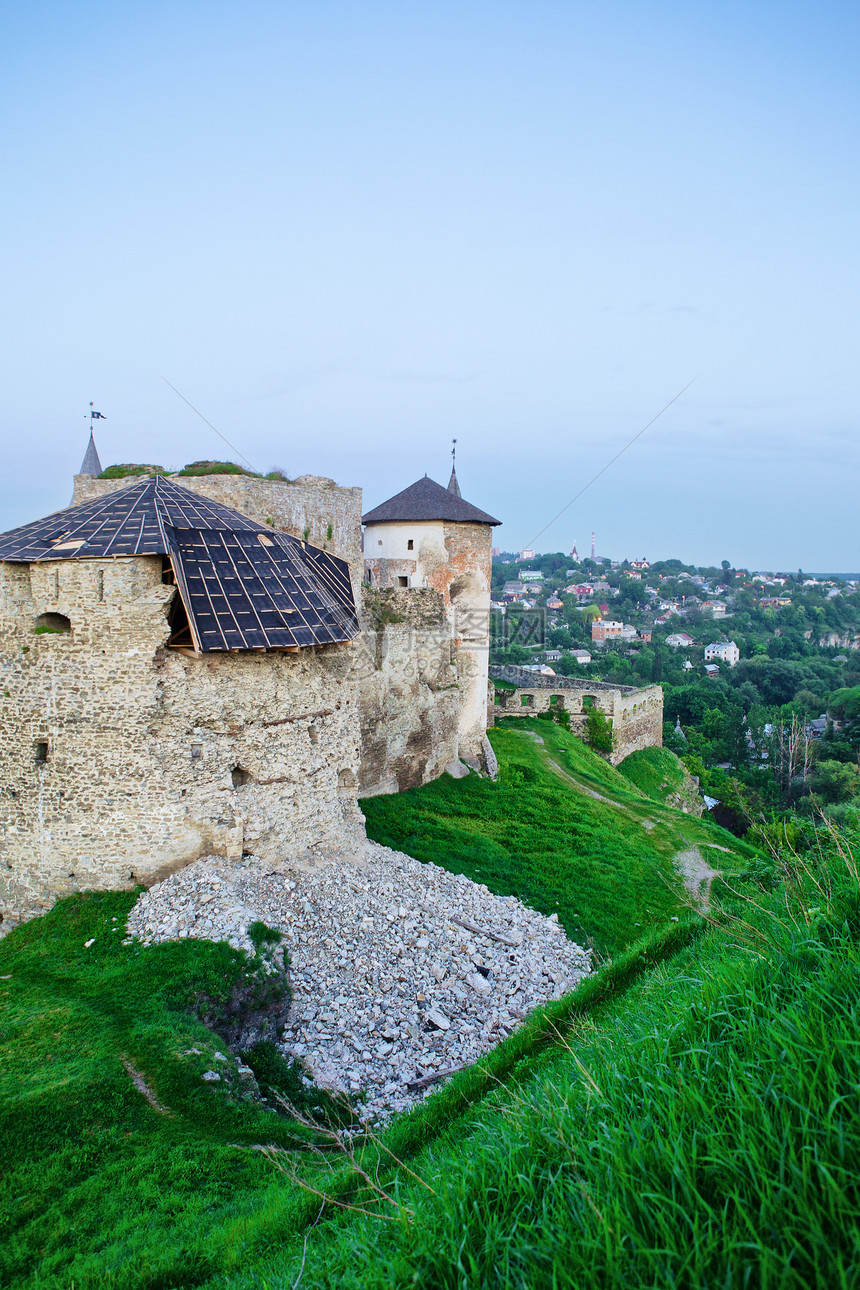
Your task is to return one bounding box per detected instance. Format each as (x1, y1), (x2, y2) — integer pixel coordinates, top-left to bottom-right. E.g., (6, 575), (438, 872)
(362, 473), (500, 761)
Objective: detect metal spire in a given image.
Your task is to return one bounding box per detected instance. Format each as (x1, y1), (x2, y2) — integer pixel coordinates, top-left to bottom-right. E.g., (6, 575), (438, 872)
(447, 437), (461, 497)
(79, 405), (104, 475)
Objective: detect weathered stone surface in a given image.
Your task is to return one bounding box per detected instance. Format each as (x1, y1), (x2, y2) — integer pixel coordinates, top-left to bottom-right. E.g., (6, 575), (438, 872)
(489, 666), (663, 765)
(0, 555), (364, 925)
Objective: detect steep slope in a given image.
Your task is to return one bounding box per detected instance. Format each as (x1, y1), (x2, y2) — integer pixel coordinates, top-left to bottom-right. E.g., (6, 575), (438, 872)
(617, 745), (705, 814)
(361, 719), (752, 956)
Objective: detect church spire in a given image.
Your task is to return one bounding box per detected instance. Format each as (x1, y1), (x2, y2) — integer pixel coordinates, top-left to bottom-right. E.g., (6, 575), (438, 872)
(447, 437), (461, 498)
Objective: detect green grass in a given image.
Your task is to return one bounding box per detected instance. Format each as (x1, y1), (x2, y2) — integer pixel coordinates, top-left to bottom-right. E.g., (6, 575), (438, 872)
(98, 464), (167, 479)
(362, 719), (753, 956)
(617, 744), (694, 804)
(0, 890), (343, 1289)
(4, 728), (859, 1289)
(224, 827), (860, 1290)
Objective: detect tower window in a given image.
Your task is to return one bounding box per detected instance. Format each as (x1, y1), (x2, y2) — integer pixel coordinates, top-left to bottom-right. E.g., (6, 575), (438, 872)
(398, 576), (408, 587)
(34, 741), (48, 764)
(407, 539), (414, 551)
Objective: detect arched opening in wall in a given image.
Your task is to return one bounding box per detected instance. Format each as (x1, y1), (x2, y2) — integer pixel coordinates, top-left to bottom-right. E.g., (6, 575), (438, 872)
(231, 765), (252, 787)
(34, 613), (70, 635)
(520, 693), (534, 707)
(582, 695), (597, 710)
(337, 767), (357, 795)
(34, 741), (48, 764)
(550, 695), (563, 707)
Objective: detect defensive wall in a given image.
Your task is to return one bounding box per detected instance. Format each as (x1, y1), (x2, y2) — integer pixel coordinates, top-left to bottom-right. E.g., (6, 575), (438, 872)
(356, 587), (460, 797)
(0, 473), (489, 925)
(489, 666), (663, 765)
(71, 473), (472, 796)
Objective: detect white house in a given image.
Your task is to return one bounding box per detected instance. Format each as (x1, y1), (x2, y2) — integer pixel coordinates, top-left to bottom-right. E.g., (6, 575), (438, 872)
(704, 640), (740, 667)
(666, 632), (695, 648)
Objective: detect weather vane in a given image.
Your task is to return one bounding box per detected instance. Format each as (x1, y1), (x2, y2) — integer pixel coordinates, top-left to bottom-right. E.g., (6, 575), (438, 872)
(88, 402), (106, 422)
(452, 437), (456, 464)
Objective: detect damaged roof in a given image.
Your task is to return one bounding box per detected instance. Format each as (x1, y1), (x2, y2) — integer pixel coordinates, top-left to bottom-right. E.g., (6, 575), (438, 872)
(0, 476), (359, 653)
(362, 474), (500, 526)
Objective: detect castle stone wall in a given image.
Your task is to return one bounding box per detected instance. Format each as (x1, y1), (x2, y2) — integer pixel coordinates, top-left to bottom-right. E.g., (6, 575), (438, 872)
(356, 587), (460, 796)
(489, 667), (663, 765)
(0, 556), (364, 928)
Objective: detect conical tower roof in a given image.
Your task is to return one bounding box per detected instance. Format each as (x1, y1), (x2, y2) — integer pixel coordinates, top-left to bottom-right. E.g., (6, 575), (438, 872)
(79, 432), (102, 477)
(447, 465), (462, 498)
(362, 475), (499, 526)
(0, 476), (358, 653)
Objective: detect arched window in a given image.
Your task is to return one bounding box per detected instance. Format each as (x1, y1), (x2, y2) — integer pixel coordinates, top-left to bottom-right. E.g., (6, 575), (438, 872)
(34, 613), (71, 635)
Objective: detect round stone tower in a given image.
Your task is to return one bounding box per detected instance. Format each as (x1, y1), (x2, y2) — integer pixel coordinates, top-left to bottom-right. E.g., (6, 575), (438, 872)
(362, 469), (501, 762)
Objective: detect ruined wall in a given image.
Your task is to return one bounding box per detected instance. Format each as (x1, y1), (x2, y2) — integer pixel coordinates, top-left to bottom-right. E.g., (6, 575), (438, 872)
(489, 667), (663, 765)
(0, 557), (363, 928)
(356, 587), (460, 797)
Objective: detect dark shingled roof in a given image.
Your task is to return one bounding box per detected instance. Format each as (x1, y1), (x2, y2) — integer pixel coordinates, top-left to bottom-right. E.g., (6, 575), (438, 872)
(0, 476), (359, 653)
(362, 475), (500, 526)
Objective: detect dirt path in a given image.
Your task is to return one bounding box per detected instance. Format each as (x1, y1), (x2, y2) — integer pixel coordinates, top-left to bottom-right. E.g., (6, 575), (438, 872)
(673, 847), (720, 908)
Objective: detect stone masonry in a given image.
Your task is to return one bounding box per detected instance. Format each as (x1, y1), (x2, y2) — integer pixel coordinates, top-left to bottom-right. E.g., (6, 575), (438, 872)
(489, 666), (663, 765)
(0, 554), (363, 924)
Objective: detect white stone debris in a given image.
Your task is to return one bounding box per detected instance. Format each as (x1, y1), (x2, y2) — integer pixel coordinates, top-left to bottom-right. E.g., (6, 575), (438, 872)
(126, 841), (591, 1121)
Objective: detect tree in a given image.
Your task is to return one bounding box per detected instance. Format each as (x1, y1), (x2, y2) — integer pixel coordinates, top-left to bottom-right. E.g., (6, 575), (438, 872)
(584, 706), (614, 754)
(808, 760), (859, 804)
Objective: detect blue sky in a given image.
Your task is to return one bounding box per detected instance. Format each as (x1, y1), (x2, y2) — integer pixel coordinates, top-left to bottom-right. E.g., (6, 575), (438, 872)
(1, 1), (857, 569)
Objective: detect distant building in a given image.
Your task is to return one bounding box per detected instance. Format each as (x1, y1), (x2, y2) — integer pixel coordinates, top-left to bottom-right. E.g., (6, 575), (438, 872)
(503, 581), (526, 600)
(704, 640), (740, 667)
(630, 559), (650, 570)
(571, 649), (592, 664)
(592, 619), (623, 643)
(546, 597), (563, 610)
(639, 629), (652, 643)
(704, 663), (720, 677)
(518, 549), (535, 562)
(702, 600), (727, 618)
(520, 570), (544, 582)
(666, 632), (695, 648)
(544, 649), (563, 662)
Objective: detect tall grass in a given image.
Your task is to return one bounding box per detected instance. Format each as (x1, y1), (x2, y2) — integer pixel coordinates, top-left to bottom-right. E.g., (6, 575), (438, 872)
(234, 824), (860, 1290)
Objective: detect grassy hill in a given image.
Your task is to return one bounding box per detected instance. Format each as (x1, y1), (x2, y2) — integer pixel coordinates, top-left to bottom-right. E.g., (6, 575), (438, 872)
(617, 744), (700, 806)
(2, 723), (859, 1288)
(362, 719), (752, 956)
